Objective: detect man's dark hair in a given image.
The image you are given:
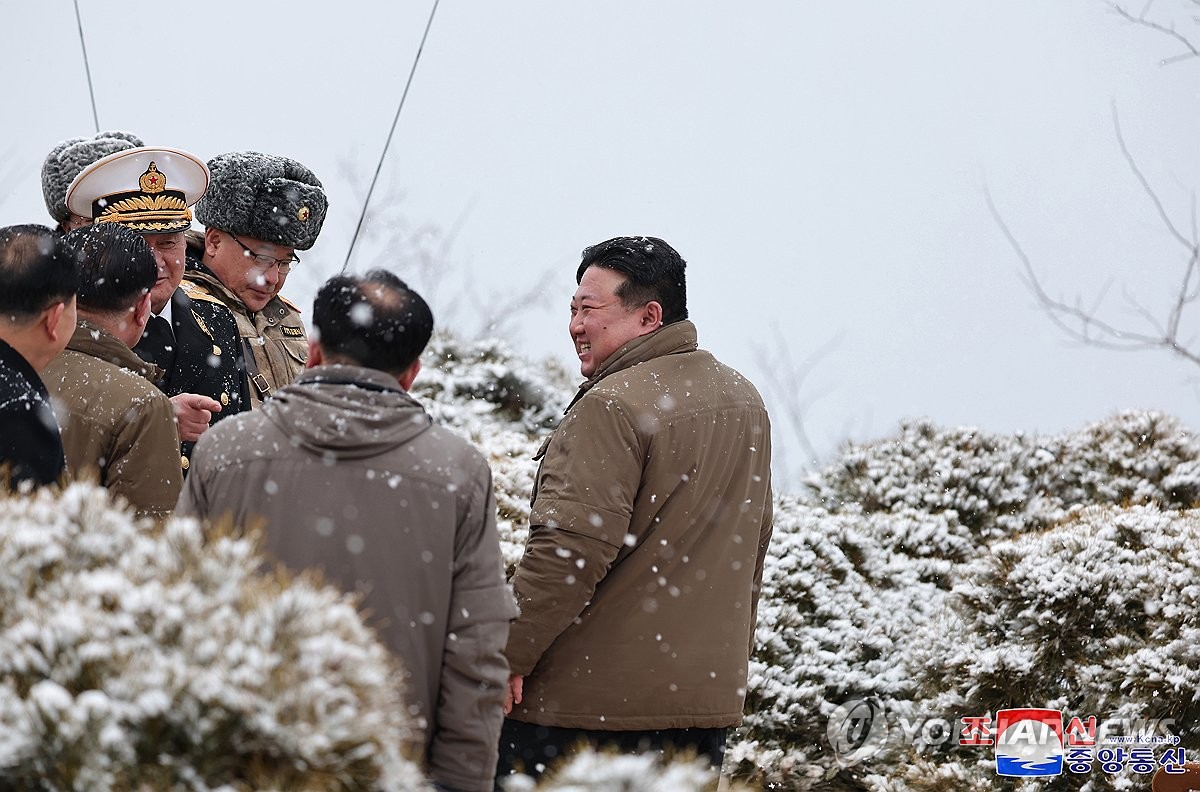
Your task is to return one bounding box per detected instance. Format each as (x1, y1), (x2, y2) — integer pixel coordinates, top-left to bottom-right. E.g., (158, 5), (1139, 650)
(576, 236), (688, 325)
(0, 224), (78, 322)
(63, 223), (156, 312)
(312, 270), (434, 374)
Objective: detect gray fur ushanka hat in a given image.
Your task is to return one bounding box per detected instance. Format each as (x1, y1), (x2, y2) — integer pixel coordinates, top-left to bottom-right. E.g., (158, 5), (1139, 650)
(42, 130), (144, 223)
(195, 151), (328, 250)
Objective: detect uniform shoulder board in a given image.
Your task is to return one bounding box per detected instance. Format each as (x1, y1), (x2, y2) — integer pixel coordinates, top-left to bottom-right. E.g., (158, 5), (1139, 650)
(278, 294), (303, 314)
(179, 279), (227, 308)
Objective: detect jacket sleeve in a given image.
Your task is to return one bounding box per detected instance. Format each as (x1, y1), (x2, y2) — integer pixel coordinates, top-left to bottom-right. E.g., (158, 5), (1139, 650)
(107, 391), (182, 522)
(504, 396), (643, 676)
(428, 460), (518, 792)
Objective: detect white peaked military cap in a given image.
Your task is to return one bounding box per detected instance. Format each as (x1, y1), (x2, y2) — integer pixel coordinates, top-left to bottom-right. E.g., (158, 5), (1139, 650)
(66, 146), (209, 234)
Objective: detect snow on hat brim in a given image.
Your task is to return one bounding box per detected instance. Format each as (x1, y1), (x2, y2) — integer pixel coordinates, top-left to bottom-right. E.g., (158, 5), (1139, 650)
(195, 151), (328, 251)
(67, 147), (209, 235)
(41, 131), (144, 223)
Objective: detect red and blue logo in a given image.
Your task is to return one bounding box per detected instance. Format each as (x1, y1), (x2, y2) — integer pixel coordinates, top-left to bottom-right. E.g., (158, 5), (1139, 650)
(995, 708), (1064, 777)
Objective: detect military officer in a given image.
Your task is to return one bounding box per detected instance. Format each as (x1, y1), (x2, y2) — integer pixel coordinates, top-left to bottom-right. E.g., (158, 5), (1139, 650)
(66, 146), (249, 472)
(184, 151), (328, 407)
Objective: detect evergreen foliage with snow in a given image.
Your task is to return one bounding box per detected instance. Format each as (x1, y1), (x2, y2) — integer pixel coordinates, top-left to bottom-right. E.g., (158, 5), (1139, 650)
(807, 412), (1200, 541)
(0, 483), (427, 792)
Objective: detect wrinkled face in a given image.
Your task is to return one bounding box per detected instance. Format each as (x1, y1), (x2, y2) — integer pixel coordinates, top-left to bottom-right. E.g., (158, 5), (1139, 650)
(143, 232), (187, 314)
(569, 266), (650, 378)
(207, 231), (295, 313)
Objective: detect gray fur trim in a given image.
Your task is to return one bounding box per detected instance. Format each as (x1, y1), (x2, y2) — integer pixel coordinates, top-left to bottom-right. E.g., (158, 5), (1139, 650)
(195, 151), (328, 251)
(41, 130), (144, 223)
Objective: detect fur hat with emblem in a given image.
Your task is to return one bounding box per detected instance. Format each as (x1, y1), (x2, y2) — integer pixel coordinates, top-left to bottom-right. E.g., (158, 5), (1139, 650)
(41, 131), (144, 223)
(196, 151), (328, 251)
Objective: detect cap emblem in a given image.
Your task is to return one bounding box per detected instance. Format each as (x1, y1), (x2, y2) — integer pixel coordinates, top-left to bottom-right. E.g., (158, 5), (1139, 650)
(297, 206), (311, 222)
(139, 162), (166, 193)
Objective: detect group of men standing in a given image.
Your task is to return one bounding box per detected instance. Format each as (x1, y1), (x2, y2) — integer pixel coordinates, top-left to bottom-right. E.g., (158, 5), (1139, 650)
(0, 132), (774, 792)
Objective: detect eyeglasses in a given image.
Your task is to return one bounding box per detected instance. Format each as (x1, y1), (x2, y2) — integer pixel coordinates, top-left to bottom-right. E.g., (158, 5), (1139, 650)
(228, 233), (300, 273)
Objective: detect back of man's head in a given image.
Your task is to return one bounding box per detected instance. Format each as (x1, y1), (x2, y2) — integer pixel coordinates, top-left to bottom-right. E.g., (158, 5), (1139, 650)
(312, 270), (434, 375)
(0, 225), (78, 325)
(63, 223), (156, 313)
(576, 236), (688, 325)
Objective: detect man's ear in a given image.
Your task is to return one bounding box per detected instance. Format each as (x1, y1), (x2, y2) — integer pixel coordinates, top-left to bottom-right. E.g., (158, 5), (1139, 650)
(133, 293), (153, 329)
(397, 357), (421, 391)
(204, 227), (223, 258)
(306, 339), (323, 369)
(641, 301), (663, 333)
(42, 301), (68, 342)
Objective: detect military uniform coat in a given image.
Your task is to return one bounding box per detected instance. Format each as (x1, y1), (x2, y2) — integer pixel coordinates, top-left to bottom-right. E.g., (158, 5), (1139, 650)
(504, 320), (775, 731)
(183, 261), (308, 408)
(0, 337), (65, 488)
(133, 286), (250, 471)
(42, 320), (182, 521)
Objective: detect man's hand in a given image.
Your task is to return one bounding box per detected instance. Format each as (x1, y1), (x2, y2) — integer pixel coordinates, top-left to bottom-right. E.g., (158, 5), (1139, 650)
(171, 393), (222, 442)
(504, 674), (523, 715)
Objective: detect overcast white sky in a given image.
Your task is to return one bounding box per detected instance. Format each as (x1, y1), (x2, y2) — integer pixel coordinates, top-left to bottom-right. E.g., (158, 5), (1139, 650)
(4, 1), (1200, 487)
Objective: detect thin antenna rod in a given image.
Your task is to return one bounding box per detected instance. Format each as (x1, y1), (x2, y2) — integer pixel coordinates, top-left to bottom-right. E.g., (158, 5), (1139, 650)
(73, 0), (100, 133)
(342, 0), (441, 272)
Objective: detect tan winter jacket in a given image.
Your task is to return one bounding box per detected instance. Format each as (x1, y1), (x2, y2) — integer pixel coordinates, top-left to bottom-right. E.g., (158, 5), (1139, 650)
(506, 320), (774, 731)
(182, 264), (308, 408)
(176, 365), (518, 792)
(42, 320), (182, 521)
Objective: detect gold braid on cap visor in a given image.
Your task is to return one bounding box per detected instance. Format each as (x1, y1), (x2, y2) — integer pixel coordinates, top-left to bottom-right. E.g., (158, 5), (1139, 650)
(93, 192), (192, 231)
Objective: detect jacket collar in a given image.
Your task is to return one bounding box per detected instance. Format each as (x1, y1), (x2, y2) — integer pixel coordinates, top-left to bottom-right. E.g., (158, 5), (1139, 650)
(67, 319), (162, 382)
(0, 336), (43, 390)
(294, 364), (408, 395)
(565, 319), (699, 412)
(185, 261), (244, 311)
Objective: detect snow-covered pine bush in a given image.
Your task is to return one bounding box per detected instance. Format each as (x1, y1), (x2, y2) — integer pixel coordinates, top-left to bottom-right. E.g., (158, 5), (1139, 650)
(892, 504), (1200, 791)
(730, 497), (951, 790)
(417, 332), (573, 434)
(0, 482), (427, 792)
(806, 411), (1200, 548)
(501, 749), (731, 792)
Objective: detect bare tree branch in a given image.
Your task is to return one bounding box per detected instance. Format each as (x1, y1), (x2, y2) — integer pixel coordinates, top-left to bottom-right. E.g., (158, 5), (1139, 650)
(751, 326), (845, 485)
(986, 180), (1200, 367)
(1108, 1), (1200, 64)
(1112, 105), (1194, 250)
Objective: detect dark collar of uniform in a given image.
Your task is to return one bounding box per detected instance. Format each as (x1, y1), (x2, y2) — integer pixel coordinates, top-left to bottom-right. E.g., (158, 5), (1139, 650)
(0, 336), (49, 397)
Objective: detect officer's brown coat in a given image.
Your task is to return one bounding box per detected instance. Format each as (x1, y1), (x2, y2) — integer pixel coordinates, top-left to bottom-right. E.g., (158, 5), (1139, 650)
(42, 320), (182, 521)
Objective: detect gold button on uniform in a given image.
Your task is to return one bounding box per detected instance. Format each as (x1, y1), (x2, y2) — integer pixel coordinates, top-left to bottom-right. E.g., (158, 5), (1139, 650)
(219, 392), (230, 406)
(181, 455), (190, 470)
(212, 345), (222, 355)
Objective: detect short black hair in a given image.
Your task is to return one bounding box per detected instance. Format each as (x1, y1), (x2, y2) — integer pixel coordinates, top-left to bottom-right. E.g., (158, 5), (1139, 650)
(63, 223), (157, 312)
(312, 270), (434, 375)
(576, 236), (688, 325)
(0, 224), (78, 322)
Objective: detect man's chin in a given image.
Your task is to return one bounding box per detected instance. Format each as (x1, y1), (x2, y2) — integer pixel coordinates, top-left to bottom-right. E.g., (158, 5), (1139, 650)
(242, 292), (273, 312)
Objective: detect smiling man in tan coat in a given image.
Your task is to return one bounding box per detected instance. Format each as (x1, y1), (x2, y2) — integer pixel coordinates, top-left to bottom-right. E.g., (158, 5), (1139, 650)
(498, 236), (774, 782)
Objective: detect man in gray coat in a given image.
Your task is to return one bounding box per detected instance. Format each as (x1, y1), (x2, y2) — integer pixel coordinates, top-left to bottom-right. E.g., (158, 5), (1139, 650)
(177, 271), (516, 792)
